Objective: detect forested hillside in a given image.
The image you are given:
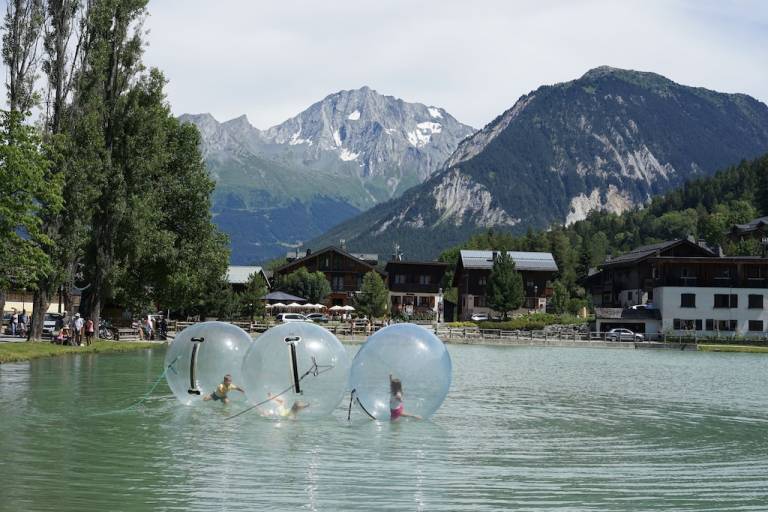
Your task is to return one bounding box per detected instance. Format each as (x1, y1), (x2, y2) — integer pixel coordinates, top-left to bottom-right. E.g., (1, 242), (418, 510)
(438, 154), (768, 307)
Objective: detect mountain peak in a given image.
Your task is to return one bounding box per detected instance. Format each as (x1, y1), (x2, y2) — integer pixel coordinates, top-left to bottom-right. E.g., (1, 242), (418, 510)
(579, 66), (675, 89)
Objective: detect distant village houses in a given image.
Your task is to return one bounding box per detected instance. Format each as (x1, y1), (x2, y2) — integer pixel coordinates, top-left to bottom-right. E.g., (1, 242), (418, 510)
(453, 250), (558, 320)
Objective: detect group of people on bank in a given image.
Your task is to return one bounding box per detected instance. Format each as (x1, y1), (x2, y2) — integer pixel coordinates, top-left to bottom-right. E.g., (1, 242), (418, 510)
(53, 312), (95, 346)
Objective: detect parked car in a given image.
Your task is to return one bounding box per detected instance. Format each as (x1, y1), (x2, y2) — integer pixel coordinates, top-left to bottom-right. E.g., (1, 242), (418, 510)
(276, 313), (309, 323)
(628, 303), (654, 310)
(306, 313), (329, 323)
(470, 313), (489, 322)
(42, 312), (63, 338)
(606, 328), (644, 342)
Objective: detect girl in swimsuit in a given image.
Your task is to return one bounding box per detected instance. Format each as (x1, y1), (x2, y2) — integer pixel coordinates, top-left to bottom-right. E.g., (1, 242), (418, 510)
(389, 375), (421, 420)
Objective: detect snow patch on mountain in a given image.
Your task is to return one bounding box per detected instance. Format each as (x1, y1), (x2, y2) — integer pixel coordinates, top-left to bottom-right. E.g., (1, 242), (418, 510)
(290, 129), (312, 146)
(428, 107), (442, 119)
(407, 122), (442, 148)
(339, 148), (359, 161)
(348, 110), (361, 120)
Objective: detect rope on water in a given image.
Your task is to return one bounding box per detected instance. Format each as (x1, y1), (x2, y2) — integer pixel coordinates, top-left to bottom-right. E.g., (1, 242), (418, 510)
(91, 354), (181, 416)
(225, 358), (335, 421)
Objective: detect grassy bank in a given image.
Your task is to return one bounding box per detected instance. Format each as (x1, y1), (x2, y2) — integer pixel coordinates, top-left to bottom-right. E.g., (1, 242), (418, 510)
(0, 340), (158, 364)
(698, 344), (768, 354)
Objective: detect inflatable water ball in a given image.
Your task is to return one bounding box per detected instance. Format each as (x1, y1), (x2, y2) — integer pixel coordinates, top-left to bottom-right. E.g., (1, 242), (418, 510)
(349, 323), (451, 420)
(164, 321), (254, 405)
(241, 322), (350, 419)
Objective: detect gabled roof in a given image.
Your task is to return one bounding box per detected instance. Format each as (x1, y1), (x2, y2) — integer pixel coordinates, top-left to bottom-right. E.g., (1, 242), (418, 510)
(227, 266), (268, 285)
(730, 216), (768, 233)
(458, 250), (558, 272)
(276, 246), (383, 274)
(602, 239), (717, 267)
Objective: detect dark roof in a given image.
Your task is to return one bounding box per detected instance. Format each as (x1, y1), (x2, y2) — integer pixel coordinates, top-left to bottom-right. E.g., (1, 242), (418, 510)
(602, 239), (716, 267)
(595, 307), (661, 320)
(262, 291), (307, 303)
(384, 260), (449, 269)
(730, 216), (768, 233)
(275, 246), (381, 274)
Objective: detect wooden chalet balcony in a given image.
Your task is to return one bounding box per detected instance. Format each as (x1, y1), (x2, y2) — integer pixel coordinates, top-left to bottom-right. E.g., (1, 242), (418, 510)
(653, 277), (768, 288)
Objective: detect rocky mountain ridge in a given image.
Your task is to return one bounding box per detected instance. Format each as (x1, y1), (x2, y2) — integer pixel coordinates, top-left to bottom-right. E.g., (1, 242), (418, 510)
(180, 87), (475, 263)
(309, 67), (768, 259)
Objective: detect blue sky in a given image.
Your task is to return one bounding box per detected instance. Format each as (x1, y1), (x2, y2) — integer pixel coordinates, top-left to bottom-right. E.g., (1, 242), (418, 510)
(18, 0), (768, 130)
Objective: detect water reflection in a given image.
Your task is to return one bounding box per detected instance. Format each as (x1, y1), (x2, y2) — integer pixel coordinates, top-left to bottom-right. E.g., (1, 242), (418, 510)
(0, 346), (767, 510)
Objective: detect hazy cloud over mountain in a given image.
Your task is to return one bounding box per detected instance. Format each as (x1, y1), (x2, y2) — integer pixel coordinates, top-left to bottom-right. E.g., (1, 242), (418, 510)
(143, 0), (768, 129)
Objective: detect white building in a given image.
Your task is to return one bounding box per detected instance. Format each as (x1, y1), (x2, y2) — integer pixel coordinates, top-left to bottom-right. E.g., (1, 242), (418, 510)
(590, 239), (768, 338)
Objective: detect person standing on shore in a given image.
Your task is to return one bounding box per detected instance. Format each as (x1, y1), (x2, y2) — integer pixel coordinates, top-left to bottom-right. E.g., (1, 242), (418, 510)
(10, 309), (18, 336)
(84, 318), (95, 345)
(73, 313), (84, 346)
(19, 310), (28, 338)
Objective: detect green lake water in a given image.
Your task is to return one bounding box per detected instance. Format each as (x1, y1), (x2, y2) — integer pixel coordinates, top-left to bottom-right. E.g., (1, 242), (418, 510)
(1, 345), (767, 511)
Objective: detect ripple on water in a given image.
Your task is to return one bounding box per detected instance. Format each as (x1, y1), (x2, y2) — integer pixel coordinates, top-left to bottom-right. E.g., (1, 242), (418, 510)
(1, 346), (767, 511)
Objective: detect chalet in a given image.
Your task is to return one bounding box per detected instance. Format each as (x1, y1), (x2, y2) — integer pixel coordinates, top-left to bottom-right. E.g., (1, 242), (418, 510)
(385, 260), (448, 321)
(274, 246), (384, 307)
(586, 239), (718, 308)
(226, 266), (271, 292)
(453, 250), (558, 320)
(726, 216), (768, 246)
(588, 238), (768, 337)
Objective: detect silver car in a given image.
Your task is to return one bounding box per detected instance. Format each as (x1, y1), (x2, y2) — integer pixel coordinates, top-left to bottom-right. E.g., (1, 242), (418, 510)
(276, 313), (309, 323)
(606, 328), (644, 342)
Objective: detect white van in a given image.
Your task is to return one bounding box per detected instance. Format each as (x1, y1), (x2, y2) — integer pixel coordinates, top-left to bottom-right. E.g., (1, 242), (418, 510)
(276, 313), (309, 323)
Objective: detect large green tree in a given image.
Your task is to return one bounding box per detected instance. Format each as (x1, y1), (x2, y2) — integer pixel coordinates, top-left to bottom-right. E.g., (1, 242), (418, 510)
(354, 271), (388, 319)
(0, 111), (62, 292)
(486, 251), (524, 319)
(279, 267), (331, 304)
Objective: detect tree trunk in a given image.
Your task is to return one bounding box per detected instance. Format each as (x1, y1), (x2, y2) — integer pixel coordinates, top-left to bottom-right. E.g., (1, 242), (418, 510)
(29, 286), (53, 340)
(0, 290), (5, 321)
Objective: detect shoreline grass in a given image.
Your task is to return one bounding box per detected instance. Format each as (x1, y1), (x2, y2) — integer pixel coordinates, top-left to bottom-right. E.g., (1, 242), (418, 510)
(0, 340), (159, 364)
(698, 344), (768, 354)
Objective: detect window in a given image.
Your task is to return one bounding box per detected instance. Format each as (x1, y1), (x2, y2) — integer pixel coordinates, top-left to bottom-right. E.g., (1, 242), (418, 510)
(749, 320), (763, 332)
(715, 320), (737, 331)
(749, 294), (764, 309)
(714, 294), (738, 308)
(419, 274), (431, 285)
(473, 296), (486, 307)
(478, 276), (487, 286)
(395, 274), (406, 284)
(680, 293), (696, 308)
(706, 319), (714, 331)
(674, 319), (697, 330)
(332, 276), (344, 291)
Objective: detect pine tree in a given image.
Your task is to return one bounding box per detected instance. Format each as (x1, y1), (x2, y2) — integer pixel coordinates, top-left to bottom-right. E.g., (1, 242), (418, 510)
(354, 271), (388, 319)
(486, 251), (523, 320)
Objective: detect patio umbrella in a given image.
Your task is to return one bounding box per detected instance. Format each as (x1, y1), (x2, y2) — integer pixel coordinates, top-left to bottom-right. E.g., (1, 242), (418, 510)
(265, 304), (274, 308)
(342, 305), (355, 311)
(309, 303), (324, 309)
(287, 302), (303, 309)
(272, 302), (286, 308)
(329, 305), (343, 311)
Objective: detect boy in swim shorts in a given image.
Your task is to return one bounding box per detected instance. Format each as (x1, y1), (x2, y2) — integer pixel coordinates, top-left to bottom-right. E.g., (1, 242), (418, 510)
(203, 374), (244, 404)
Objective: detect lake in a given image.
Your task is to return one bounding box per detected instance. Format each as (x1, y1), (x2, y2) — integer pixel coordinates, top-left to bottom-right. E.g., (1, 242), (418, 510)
(1, 345), (767, 511)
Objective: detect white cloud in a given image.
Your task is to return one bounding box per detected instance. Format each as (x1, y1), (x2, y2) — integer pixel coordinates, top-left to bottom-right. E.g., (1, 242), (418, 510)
(138, 1), (767, 129)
